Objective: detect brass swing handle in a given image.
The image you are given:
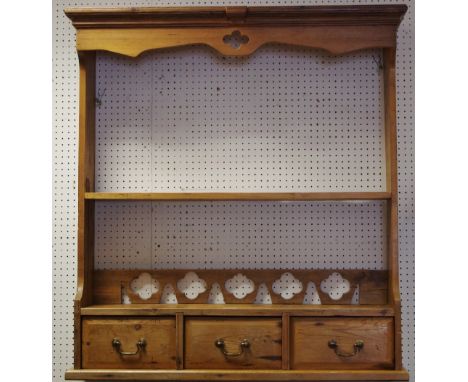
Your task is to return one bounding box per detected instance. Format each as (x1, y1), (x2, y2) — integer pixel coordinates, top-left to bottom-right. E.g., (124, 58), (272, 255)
(215, 338), (250, 357)
(328, 339), (364, 357)
(112, 338), (146, 356)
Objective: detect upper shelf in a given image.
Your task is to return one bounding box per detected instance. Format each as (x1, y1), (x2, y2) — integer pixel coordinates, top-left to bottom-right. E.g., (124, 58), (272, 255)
(65, 5), (407, 57)
(85, 192), (391, 201)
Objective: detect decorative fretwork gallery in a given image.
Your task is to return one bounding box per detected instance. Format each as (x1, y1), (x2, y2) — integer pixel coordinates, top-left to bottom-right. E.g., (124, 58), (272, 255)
(65, 4), (408, 381)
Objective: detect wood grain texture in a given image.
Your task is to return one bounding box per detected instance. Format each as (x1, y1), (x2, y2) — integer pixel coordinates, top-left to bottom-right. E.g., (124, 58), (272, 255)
(85, 192), (391, 201)
(75, 50), (96, 369)
(184, 318), (282, 369)
(65, 369), (410, 381)
(290, 318), (394, 370)
(383, 47), (403, 369)
(93, 269), (388, 305)
(383, 48), (400, 304)
(281, 313), (290, 370)
(65, 5), (409, 379)
(176, 313), (184, 370)
(73, 300), (82, 368)
(81, 304), (395, 317)
(74, 25), (397, 57)
(76, 52), (95, 308)
(65, 5), (408, 28)
(82, 318), (177, 369)
(65, 5), (407, 57)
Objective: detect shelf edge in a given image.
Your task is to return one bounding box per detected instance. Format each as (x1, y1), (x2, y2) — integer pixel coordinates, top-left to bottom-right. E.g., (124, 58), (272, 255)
(85, 192), (392, 201)
(81, 304), (395, 317)
(65, 369), (410, 381)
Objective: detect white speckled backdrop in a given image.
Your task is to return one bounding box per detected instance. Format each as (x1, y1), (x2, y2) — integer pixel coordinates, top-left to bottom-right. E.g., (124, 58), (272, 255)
(53, 1), (414, 381)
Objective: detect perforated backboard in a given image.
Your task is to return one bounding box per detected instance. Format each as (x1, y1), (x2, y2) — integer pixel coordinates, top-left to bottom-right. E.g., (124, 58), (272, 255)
(53, 1), (414, 381)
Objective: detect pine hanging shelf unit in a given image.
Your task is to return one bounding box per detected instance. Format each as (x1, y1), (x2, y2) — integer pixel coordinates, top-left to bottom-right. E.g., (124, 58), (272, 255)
(65, 4), (409, 381)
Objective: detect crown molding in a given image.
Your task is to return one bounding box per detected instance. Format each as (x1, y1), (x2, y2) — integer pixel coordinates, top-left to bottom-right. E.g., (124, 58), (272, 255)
(65, 5), (408, 29)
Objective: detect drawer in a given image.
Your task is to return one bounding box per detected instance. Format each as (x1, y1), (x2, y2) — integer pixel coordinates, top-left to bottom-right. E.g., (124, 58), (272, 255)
(291, 318), (394, 370)
(82, 318), (177, 369)
(185, 318), (282, 369)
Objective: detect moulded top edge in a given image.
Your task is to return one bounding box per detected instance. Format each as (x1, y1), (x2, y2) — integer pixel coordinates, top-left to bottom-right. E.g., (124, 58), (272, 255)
(64, 4), (408, 29)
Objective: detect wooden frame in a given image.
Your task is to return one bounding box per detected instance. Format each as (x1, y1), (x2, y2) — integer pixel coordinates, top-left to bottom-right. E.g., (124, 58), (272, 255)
(65, 5), (408, 381)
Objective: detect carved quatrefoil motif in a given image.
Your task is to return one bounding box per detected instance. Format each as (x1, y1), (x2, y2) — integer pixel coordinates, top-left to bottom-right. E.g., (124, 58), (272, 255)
(225, 273), (255, 299)
(177, 272), (207, 300)
(272, 272), (303, 300)
(223, 30), (249, 49)
(320, 272), (351, 300)
(130, 272), (159, 300)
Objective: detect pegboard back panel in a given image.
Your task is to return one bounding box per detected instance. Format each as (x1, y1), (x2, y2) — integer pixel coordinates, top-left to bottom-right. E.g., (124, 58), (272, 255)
(54, 1), (414, 382)
(95, 201), (386, 270)
(96, 46), (385, 192)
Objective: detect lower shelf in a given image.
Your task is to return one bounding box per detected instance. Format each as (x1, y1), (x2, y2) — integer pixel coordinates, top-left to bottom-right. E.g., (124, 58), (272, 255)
(65, 369), (409, 381)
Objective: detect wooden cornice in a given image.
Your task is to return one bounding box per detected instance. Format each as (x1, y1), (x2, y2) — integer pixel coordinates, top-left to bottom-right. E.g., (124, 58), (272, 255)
(65, 5), (407, 29)
(65, 5), (408, 57)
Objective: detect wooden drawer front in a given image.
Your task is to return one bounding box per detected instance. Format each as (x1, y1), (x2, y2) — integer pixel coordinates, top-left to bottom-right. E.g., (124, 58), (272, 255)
(291, 318), (394, 370)
(185, 318), (282, 369)
(82, 318), (177, 369)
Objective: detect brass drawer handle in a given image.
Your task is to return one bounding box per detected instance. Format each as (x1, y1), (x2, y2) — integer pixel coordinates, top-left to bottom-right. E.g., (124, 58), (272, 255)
(328, 339), (364, 357)
(112, 337), (146, 356)
(215, 338), (250, 357)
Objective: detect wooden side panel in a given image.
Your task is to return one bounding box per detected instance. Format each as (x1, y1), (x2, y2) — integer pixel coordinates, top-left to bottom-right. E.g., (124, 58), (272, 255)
(77, 51), (96, 306)
(291, 318), (394, 370)
(74, 51), (96, 369)
(383, 49), (399, 304)
(185, 318), (282, 369)
(82, 318), (177, 369)
(383, 47), (403, 369)
(72, 300), (81, 369)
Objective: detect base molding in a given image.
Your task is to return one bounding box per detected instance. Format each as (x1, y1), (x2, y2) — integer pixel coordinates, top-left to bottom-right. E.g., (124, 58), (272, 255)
(65, 369), (410, 381)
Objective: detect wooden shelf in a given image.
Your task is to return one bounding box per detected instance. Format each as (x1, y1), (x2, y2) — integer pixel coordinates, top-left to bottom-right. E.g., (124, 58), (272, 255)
(85, 192), (391, 201)
(65, 369), (410, 381)
(81, 304), (395, 317)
